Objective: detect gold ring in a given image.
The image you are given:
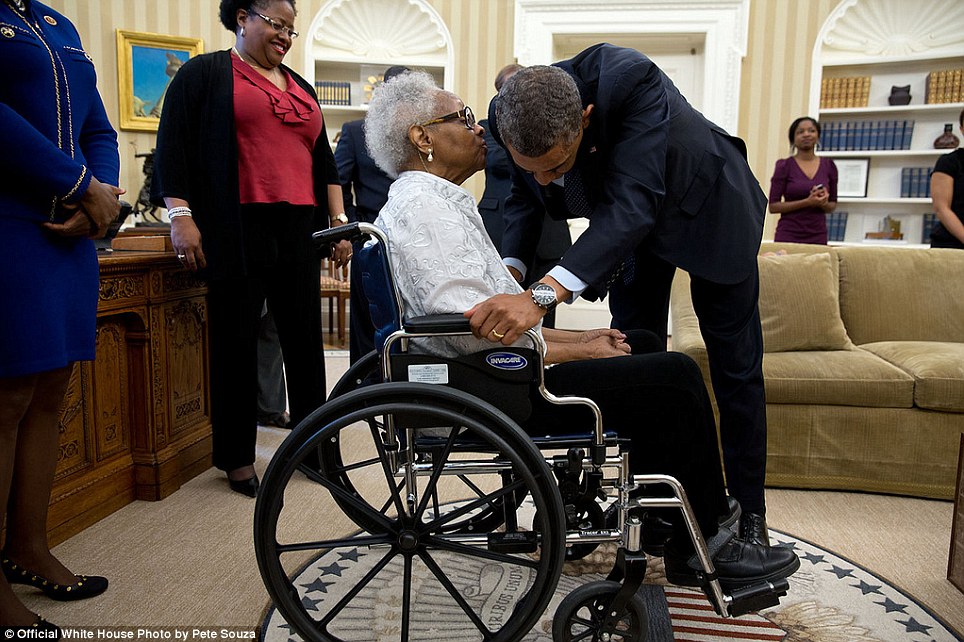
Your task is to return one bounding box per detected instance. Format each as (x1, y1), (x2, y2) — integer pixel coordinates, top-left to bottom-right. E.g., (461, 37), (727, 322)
(490, 330), (505, 339)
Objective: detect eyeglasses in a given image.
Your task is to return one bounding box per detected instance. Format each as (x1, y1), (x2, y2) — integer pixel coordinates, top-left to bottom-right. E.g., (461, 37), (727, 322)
(419, 106), (476, 130)
(252, 12), (299, 39)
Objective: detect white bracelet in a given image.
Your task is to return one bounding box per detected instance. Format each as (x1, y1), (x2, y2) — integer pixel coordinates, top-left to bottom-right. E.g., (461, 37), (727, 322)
(168, 206), (192, 219)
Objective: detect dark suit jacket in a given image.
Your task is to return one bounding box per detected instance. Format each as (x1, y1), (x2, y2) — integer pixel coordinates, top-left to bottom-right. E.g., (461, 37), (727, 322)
(333, 119), (393, 224)
(490, 44), (766, 300)
(479, 117), (571, 267)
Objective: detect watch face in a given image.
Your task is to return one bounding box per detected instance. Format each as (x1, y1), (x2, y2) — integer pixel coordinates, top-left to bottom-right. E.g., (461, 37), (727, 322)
(532, 284), (556, 307)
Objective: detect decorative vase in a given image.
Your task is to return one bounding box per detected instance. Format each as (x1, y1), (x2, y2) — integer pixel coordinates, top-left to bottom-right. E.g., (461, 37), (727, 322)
(934, 124), (960, 149)
(888, 85), (911, 105)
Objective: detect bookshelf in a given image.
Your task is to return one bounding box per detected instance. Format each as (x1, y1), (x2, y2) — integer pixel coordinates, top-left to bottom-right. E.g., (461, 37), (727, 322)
(300, 0), (453, 149)
(809, 0), (964, 246)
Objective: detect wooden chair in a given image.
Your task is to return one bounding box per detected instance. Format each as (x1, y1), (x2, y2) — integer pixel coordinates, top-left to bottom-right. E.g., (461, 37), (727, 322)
(319, 258), (350, 346)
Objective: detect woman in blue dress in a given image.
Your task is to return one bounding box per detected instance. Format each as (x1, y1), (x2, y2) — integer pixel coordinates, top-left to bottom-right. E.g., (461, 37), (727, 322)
(0, 0), (122, 630)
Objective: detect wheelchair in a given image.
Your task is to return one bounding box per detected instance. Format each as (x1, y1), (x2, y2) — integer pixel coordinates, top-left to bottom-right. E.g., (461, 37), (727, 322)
(253, 223), (792, 642)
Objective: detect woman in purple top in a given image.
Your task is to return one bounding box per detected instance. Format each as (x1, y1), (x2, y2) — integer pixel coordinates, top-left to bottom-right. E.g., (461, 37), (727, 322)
(768, 116), (838, 244)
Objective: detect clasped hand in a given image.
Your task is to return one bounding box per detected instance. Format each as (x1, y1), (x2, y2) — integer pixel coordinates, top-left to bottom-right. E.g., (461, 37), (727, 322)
(43, 177), (125, 239)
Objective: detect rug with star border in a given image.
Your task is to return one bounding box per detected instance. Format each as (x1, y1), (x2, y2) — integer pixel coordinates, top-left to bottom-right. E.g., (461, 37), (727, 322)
(260, 528), (963, 641)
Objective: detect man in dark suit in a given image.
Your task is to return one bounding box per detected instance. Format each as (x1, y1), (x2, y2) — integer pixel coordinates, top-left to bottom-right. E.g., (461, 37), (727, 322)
(471, 44), (770, 545)
(478, 64), (571, 328)
(334, 65), (408, 362)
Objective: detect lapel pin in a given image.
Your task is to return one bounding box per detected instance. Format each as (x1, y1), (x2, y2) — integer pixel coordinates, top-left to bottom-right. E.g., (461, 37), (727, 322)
(44, 14), (57, 25)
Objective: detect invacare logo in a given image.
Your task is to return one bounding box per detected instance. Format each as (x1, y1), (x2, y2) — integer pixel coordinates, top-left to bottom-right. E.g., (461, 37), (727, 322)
(486, 352), (527, 370)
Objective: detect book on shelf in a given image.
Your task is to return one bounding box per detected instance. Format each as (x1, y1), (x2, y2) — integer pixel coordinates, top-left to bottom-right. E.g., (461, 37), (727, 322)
(921, 212), (938, 244)
(826, 210), (848, 242)
(823, 119), (914, 151)
(925, 69), (964, 104)
(314, 80), (352, 106)
(820, 76), (870, 109)
(901, 167), (933, 198)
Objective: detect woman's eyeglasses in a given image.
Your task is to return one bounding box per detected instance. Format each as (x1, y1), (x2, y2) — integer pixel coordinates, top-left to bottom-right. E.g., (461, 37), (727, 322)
(252, 12), (299, 39)
(419, 106), (476, 130)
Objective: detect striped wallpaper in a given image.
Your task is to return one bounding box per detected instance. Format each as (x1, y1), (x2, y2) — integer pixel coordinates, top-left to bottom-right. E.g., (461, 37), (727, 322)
(42, 0), (837, 238)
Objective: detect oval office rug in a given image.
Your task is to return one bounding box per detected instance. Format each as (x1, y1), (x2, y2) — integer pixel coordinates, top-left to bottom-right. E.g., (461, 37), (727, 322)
(260, 528), (963, 642)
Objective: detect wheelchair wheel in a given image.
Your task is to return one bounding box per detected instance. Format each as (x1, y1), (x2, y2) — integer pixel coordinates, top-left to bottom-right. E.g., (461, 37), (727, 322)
(256, 382), (566, 642)
(552, 580), (649, 642)
(322, 357), (529, 536)
(327, 350), (380, 400)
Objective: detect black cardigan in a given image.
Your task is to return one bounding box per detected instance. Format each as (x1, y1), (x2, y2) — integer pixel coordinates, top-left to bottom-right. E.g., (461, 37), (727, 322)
(151, 49), (337, 280)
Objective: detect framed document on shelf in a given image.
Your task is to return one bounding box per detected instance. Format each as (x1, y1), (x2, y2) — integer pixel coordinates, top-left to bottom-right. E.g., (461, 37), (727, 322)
(836, 158), (870, 198)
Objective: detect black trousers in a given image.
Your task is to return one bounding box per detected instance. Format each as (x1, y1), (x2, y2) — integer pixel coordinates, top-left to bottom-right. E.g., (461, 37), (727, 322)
(524, 330), (729, 540)
(608, 250), (767, 514)
(206, 204), (326, 472)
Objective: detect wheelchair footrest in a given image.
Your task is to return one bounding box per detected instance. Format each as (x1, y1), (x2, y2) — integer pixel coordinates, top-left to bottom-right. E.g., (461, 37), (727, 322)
(488, 531), (539, 554)
(726, 578), (790, 617)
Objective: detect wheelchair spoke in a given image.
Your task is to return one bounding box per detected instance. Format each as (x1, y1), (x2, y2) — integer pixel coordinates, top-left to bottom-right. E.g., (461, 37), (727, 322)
(275, 533), (391, 554)
(425, 535), (541, 569)
(418, 549), (494, 640)
(378, 478), (407, 516)
(457, 474), (490, 500)
(329, 455), (382, 474)
(401, 554), (413, 642)
(414, 429), (460, 522)
(300, 464), (397, 533)
(318, 545), (398, 630)
(371, 421), (408, 517)
(568, 625), (596, 642)
(422, 479), (526, 531)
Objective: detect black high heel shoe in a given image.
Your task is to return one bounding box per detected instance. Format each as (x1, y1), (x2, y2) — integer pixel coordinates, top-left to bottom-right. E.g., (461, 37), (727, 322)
(228, 474), (260, 498)
(1, 555), (108, 601)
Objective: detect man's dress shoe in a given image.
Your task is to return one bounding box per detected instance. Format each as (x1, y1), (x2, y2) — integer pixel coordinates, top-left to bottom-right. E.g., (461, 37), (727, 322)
(739, 511), (770, 547)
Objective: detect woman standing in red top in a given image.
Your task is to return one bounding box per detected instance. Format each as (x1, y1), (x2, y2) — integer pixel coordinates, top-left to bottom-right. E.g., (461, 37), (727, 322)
(768, 116), (838, 244)
(152, 0), (351, 497)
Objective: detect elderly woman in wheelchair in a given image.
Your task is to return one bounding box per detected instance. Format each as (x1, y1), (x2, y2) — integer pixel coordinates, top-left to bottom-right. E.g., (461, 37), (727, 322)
(254, 71), (799, 642)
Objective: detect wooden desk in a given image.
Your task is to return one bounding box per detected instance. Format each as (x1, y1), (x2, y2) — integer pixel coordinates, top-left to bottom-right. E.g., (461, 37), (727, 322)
(48, 250), (212, 545)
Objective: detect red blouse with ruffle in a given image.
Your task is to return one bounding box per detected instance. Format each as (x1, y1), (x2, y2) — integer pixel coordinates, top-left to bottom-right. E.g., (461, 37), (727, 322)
(232, 53), (322, 206)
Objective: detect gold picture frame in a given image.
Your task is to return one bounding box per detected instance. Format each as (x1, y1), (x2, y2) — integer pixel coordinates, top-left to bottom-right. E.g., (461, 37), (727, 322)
(116, 29), (203, 132)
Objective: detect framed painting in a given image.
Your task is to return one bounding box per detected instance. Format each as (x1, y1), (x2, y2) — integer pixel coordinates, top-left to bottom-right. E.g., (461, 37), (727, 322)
(116, 30), (203, 132)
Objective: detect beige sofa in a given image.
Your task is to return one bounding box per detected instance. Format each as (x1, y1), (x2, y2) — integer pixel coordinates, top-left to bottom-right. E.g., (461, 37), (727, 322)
(671, 242), (964, 500)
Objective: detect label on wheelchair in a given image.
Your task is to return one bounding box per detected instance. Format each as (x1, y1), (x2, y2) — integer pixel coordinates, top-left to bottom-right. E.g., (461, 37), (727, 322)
(407, 363), (449, 384)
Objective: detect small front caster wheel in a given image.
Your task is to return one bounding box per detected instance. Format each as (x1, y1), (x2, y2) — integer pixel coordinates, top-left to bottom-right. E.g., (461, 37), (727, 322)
(552, 580), (649, 641)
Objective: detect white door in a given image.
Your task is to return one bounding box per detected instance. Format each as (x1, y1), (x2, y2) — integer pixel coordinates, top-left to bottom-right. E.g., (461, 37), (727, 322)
(551, 35), (705, 331)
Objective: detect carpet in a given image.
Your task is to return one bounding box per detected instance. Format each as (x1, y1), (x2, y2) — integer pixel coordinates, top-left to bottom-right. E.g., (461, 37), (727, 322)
(260, 526), (962, 642)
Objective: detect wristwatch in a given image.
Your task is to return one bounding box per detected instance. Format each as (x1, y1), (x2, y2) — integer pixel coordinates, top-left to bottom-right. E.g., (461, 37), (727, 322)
(331, 213), (349, 225)
(529, 282), (559, 312)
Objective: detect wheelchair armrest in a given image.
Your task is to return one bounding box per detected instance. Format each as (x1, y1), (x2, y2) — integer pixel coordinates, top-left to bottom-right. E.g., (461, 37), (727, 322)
(403, 314), (471, 334)
(312, 223), (368, 256)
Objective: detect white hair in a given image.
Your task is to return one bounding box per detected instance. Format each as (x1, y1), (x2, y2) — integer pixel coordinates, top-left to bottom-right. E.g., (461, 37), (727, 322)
(364, 71), (444, 178)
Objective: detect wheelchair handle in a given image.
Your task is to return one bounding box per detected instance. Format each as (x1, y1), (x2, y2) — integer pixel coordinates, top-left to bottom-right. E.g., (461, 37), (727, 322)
(312, 222), (385, 257)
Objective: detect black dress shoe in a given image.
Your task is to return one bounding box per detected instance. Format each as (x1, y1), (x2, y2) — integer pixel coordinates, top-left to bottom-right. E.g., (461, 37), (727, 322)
(258, 412), (290, 429)
(228, 474), (260, 498)
(663, 530), (800, 590)
(739, 511), (770, 547)
(1, 555), (108, 601)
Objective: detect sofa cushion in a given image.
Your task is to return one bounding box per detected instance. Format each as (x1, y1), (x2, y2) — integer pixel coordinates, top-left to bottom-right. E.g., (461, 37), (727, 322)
(763, 349), (914, 407)
(758, 252), (854, 352)
(837, 247), (964, 344)
(860, 341), (964, 412)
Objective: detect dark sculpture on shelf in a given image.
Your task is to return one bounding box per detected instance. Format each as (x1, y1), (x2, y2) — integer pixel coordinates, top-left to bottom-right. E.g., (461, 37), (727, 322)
(888, 85), (911, 105)
(131, 149), (167, 226)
